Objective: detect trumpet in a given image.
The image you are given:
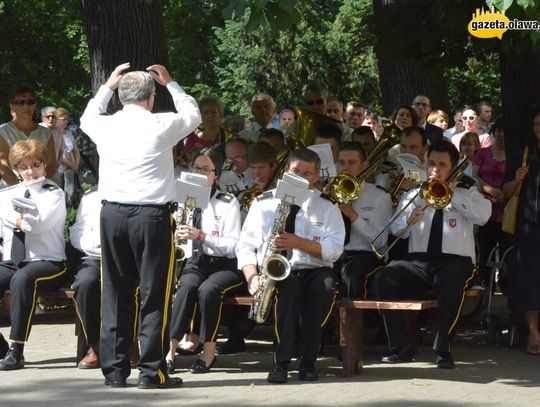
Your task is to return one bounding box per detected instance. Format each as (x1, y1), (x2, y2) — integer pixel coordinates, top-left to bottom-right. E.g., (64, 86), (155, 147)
(370, 157), (470, 259)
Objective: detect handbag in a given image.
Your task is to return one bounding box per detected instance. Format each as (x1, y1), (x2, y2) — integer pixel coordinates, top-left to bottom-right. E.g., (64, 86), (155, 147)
(502, 146), (529, 235)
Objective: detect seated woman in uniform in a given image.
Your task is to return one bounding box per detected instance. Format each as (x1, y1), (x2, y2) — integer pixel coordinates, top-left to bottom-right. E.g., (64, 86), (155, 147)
(0, 139), (67, 370)
(166, 148), (243, 374)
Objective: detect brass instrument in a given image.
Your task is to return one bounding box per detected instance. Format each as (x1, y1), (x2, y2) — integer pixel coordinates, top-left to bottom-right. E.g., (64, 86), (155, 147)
(370, 157), (470, 259)
(174, 197), (197, 267)
(287, 106), (341, 148)
(329, 159), (381, 204)
(249, 201), (292, 323)
(328, 122), (401, 205)
(241, 145), (290, 211)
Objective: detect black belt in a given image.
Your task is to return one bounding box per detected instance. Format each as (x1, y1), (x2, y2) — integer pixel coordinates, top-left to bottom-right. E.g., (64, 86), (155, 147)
(102, 200), (177, 213)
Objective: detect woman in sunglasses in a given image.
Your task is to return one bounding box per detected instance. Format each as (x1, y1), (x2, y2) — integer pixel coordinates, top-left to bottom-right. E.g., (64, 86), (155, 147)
(0, 139), (67, 370)
(451, 105), (492, 151)
(0, 86), (58, 187)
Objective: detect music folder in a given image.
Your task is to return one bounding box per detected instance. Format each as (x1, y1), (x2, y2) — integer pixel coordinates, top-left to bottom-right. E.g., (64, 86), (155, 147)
(176, 173), (211, 209)
(275, 172), (310, 206)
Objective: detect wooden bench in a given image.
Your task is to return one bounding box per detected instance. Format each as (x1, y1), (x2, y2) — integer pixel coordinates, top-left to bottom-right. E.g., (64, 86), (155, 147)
(339, 298), (439, 377)
(1, 289), (88, 363)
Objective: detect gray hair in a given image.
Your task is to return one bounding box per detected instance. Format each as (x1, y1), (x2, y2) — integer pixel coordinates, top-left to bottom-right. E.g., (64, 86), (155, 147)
(251, 93), (275, 106)
(118, 71), (155, 105)
(41, 106), (56, 116)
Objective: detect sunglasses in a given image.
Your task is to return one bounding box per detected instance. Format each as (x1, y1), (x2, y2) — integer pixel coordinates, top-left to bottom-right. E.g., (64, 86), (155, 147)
(44, 114), (56, 120)
(12, 98), (36, 106)
(462, 116), (477, 121)
(306, 99), (325, 106)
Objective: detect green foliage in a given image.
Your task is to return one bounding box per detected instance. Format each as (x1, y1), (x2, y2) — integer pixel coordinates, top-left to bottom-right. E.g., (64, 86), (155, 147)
(0, 0), (90, 121)
(211, 0), (381, 115)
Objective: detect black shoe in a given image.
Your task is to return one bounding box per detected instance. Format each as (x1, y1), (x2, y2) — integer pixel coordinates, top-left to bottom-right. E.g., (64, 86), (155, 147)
(0, 348), (25, 371)
(435, 351), (455, 369)
(190, 357), (216, 374)
(381, 347), (413, 364)
(104, 378), (127, 388)
(267, 363), (288, 384)
(0, 335), (8, 360)
(218, 338), (246, 354)
(298, 359), (318, 381)
(166, 358), (175, 375)
(137, 375), (183, 389)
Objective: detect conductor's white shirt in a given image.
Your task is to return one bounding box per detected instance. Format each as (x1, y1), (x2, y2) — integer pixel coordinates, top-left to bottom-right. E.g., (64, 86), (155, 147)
(80, 82), (201, 204)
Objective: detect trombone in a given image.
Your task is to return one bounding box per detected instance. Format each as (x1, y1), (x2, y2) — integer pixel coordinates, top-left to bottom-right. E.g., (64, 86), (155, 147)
(370, 157), (470, 259)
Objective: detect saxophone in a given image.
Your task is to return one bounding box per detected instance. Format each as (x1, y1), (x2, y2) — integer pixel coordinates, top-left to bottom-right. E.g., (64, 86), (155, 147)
(249, 201), (292, 324)
(174, 198), (196, 273)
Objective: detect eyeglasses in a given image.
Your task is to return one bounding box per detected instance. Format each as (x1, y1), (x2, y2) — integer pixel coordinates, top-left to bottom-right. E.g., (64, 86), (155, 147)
(191, 165), (216, 175)
(56, 117), (68, 121)
(413, 102), (430, 108)
(462, 116), (477, 121)
(12, 98), (36, 106)
(44, 115), (56, 120)
(290, 167), (315, 179)
(306, 99), (325, 106)
(17, 161), (43, 172)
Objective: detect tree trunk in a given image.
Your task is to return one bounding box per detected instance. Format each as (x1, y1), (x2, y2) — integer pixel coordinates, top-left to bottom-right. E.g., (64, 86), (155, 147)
(372, 0), (450, 117)
(500, 32), (540, 152)
(82, 0), (171, 112)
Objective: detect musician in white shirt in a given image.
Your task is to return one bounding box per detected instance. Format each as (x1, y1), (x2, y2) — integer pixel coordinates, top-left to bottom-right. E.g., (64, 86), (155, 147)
(237, 148), (345, 383)
(0, 139), (66, 371)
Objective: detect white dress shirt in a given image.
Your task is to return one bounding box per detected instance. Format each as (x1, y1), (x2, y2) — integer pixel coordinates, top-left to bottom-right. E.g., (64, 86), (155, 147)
(197, 191), (241, 258)
(391, 183), (491, 262)
(80, 82), (201, 204)
(0, 180), (66, 262)
(345, 182), (392, 251)
(70, 189), (101, 258)
(236, 189), (345, 270)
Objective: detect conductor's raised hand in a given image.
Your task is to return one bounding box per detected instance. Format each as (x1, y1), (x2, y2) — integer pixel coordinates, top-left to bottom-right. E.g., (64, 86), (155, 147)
(105, 62), (131, 90)
(146, 65), (173, 86)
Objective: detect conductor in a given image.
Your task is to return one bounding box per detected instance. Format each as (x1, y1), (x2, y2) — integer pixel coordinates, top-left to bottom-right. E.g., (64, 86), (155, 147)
(80, 63), (201, 389)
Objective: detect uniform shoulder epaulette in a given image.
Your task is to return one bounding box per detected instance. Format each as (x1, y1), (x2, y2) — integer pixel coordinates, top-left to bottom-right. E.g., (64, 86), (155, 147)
(215, 191), (234, 203)
(320, 192), (337, 204)
(256, 190), (273, 201)
(456, 175), (476, 189)
(376, 185), (389, 193)
(42, 183), (59, 190)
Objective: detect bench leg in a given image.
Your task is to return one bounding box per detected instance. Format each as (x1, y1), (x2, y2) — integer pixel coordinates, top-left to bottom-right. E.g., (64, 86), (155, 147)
(340, 307), (363, 377)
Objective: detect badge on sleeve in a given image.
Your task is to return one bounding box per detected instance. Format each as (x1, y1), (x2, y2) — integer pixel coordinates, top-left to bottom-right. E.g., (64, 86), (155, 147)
(313, 236), (320, 241)
(449, 219), (457, 228)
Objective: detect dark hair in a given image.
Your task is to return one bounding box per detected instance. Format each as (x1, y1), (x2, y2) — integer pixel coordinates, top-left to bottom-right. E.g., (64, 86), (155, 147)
(340, 141), (367, 161)
(351, 125), (375, 139)
(401, 126), (428, 146)
(428, 140), (460, 168)
(459, 132), (481, 153)
(364, 110), (379, 121)
(475, 101), (492, 111)
(261, 128), (285, 144)
(9, 85), (36, 103)
(314, 122), (342, 143)
(225, 136), (250, 149)
(391, 105), (419, 127)
(248, 141), (277, 165)
(303, 82), (327, 98)
(346, 101), (366, 110)
(461, 105), (479, 116)
(193, 147), (224, 178)
(288, 147), (321, 171)
(490, 117), (504, 135)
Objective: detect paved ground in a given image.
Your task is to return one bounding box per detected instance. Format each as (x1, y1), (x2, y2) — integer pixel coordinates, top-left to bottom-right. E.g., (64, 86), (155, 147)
(1, 295), (539, 407)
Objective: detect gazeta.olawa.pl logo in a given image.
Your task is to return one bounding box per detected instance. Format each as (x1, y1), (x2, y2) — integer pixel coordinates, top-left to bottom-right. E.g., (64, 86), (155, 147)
(468, 2), (540, 39)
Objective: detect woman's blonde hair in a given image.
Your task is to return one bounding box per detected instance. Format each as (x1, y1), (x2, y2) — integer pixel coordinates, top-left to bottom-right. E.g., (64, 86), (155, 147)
(9, 139), (48, 168)
(55, 107), (69, 119)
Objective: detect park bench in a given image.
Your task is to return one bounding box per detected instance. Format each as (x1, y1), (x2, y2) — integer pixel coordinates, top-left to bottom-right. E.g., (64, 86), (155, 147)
(1, 289), (88, 363)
